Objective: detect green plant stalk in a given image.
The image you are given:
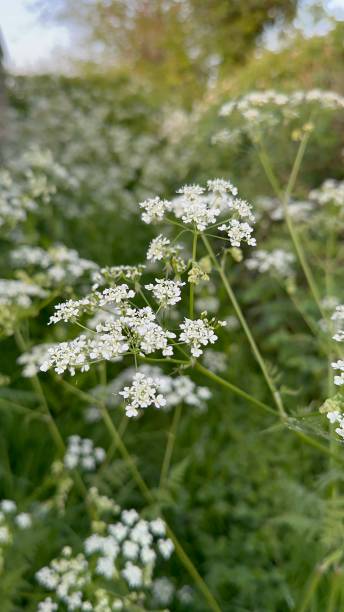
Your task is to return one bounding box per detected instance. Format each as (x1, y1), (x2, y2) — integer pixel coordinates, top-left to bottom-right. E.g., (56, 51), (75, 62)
(297, 568), (323, 612)
(327, 571), (341, 612)
(15, 329), (90, 505)
(257, 135), (326, 320)
(57, 378), (221, 612)
(201, 234), (286, 418)
(159, 403), (182, 488)
(15, 329), (65, 456)
(194, 361), (276, 415)
(99, 402), (222, 612)
(189, 229), (198, 319)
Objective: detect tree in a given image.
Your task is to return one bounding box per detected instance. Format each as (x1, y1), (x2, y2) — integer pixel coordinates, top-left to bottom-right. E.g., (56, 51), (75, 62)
(37, 0), (297, 104)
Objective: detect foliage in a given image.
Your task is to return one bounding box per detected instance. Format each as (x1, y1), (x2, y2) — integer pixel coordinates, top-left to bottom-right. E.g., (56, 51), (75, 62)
(36, 0), (297, 104)
(0, 24), (343, 612)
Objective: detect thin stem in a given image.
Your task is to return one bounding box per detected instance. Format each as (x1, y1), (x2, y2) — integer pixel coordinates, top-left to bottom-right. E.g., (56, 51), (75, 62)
(57, 377), (221, 611)
(201, 234), (286, 418)
(15, 329), (65, 455)
(256, 135), (325, 320)
(159, 403), (182, 488)
(282, 135), (325, 319)
(15, 329), (91, 505)
(195, 362), (276, 415)
(327, 571), (341, 612)
(189, 229), (198, 319)
(98, 402), (221, 612)
(297, 568), (323, 612)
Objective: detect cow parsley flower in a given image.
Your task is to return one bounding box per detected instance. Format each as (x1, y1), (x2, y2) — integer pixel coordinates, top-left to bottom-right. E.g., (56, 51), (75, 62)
(139, 196), (170, 224)
(40, 336), (90, 375)
(64, 436), (106, 471)
(218, 219), (256, 248)
(246, 249), (294, 277)
(179, 317), (225, 357)
(146, 235), (175, 261)
(332, 360), (344, 387)
(48, 297), (91, 324)
(145, 278), (185, 307)
(119, 373), (166, 417)
(309, 179), (344, 208)
(332, 305), (344, 342)
(97, 284), (135, 306)
(17, 343), (56, 377)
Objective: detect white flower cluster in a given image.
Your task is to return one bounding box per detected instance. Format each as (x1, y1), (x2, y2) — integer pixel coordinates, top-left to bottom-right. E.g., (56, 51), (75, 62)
(120, 306), (176, 356)
(48, 297), (92, 325)
(139, 179), (256, 242)
(119, 372), (167, 417)
(309, 179), (344, 209)
(0, 166), (39, 230)
(0, 499), (32, 557)
(179, 317), (226, 357)
(326, 410), (344, 439)
(91, 265), (145, 289)
(0, 279), (46, 308)
(145, 278), (185, 307)
(202, 349), (227, 374)
(48, 284), (135, 325)
(257, 196), (314, 223)
(331, 306), (344, 386)
(41, 303), (178, 375)
(218, 219), (256, 248)
(246, 248), (295, 278)
(140, 196), (170, 224)
(84, 365), (212, 422)
(332, 305), (344, 343)
(17, 343), (56, 377)
(220, 89), (344, 118)
(64, 436), (106, 471)
(146, 234), (179, 262)
(332, 361), (344, 388)
(36, 510), (174, 611)
(11, 244), (98, 286)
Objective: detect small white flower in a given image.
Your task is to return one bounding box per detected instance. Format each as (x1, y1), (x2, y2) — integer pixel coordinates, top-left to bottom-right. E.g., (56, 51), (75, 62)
(15, 513), (32, 529)
(219, 219), (256, 248)
(122, 540), (139, 560)
(327, 410), (341, 424)
(145, 278), (185, 307)
(158, 538), (174, 559)
(179, 318), (221, 357)
(96, 556), (114, 579)
(146, 235), (171, 261)
(0, 500), (17, 514)
(122, 561), (142, 587)
(149, 518), (166, 536)
(119, 373), (166, 418)
(121, 509), (139, 526)
(139, 196), (170, 224)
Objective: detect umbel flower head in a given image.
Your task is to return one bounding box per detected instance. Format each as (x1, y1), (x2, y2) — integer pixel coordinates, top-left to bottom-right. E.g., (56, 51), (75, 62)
(138, 178), (256, 244)
(179, 316), (226, 357)
(119, 373), (167, 417)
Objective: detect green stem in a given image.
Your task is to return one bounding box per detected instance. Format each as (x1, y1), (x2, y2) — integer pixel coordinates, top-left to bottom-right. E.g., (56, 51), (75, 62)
(327, 571), (341, 612)
(57, 378), (221, 611)
(15, 330), (90, 504)
(201, 234), (286, 418)
(195, 362), (276, 415)
(297, 568), (323, 612)
(257, 135), (325, 320)
(159, 403), (182, 488)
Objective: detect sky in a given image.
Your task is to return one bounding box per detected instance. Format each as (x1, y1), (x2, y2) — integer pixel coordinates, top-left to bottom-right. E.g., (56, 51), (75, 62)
(0, 0), (343, 73)
(0, 0), (71, 72)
